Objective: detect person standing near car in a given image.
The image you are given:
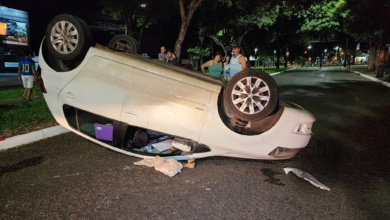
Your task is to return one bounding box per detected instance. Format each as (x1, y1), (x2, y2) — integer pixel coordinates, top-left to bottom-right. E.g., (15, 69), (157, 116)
(223, 55), (231, 80)
(228, 43), (247, 78)
(166, 50), (179, 66)
(201, 51), (223, 78)
(158, 46), (167, 61)
(18, 50), (37, 101)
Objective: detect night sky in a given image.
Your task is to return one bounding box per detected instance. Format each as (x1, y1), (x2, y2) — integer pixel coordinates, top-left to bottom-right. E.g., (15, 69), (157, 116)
(1, 0), (184, 58)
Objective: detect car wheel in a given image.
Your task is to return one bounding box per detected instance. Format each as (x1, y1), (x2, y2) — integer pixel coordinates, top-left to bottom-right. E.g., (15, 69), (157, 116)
(46, 14), (92, 61)
(40, 37), (70, 72)
(108, 34), (139, 53)
(223, 69), (279, 121)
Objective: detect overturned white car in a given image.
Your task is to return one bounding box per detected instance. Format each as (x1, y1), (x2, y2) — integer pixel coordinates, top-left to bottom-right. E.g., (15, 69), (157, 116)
(39, 14), (315, 161)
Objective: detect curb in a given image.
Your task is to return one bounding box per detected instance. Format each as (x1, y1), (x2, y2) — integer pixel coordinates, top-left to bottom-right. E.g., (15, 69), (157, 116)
(343, 67), (390, 88)
(270, 68), (296, 76)
(0, 125), (69, 151)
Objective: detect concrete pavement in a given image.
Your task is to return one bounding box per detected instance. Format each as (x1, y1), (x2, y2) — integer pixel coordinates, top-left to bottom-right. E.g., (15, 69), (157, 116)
(0, 125), (69, 151)
(0, 65), (389, 150)
(343, 65), (390, 88)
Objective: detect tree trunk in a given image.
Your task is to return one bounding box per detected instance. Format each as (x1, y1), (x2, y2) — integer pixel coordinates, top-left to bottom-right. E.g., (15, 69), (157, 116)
(376, 43), (385, 78)
(367, 44), (377, 72)
(174, 0), (203, 59)
(120, 0), (132, 36)
(209, 36), (227, 57)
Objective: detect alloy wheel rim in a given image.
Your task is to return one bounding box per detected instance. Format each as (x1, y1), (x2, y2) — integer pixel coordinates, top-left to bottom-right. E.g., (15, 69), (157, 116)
(231, 76), (271, 115)
(50, 21), (79, 54)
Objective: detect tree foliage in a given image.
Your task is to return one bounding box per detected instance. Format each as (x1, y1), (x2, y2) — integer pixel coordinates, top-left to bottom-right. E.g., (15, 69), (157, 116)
(98, 0), (389, 72)
(344, 0), (390, 43)
(343, 0), (390, 75)
(197, 0), (282, 56)
(297, 0), (349, 32)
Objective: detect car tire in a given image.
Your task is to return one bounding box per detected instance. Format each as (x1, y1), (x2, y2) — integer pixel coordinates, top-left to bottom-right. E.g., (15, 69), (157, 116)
(40, 37), (70, 72)
(46, 14), (92, 61)
(108, 34), (139, 53)
(223, 69), (279, 121)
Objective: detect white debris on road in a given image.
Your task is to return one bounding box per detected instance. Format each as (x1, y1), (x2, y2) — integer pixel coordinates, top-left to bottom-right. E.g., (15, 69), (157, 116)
(284, 167), (330, 191)
(134, 156), (183, 177)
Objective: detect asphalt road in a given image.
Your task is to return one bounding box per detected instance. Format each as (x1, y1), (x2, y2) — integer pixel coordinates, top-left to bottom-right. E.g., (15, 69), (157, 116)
(1, 66), (389, 219)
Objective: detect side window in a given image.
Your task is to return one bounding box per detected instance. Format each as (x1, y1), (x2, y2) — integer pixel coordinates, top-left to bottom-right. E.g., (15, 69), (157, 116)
(63, 105), (114, 144)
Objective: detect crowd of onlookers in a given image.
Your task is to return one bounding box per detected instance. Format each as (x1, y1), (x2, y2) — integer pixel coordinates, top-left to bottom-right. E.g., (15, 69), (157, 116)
(157, 43), (246, 81)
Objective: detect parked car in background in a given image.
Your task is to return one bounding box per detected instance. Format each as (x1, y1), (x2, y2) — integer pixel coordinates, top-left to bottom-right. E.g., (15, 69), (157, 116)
(39, 14), (316, 161)
(355, 53), (368, 64)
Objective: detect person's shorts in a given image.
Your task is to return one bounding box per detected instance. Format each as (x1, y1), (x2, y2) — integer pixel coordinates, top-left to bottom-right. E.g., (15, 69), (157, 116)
(223, 72), (231, 81)
(21, 75), (35, 89)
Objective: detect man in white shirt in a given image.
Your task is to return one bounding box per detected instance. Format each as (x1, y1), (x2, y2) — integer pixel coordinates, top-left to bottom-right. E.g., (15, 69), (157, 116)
(228, 43), (247, 77)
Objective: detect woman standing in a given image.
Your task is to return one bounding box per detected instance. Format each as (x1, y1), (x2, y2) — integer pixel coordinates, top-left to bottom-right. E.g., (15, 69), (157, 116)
(223, 56), (230, 80)
(201, 51), (223, 78)
(166, 50), (179, 66)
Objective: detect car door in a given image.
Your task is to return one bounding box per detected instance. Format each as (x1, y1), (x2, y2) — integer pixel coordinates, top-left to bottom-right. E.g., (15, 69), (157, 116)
(59, 55), (127, 121)
(119, 59), (214, 141)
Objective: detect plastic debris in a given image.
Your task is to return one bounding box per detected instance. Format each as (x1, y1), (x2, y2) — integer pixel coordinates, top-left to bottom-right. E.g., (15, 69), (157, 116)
(134, 156), (183, 177)
(284, 167), (330, 191)
(171, 137), (194, 152)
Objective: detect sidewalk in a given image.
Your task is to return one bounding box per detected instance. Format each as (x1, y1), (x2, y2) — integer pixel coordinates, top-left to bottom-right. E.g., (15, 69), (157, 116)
(343, 65), (390, 88)
(1, 65), (389, 150)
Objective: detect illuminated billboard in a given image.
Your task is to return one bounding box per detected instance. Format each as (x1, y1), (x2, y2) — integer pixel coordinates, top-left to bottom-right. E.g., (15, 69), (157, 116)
(0, 6), (29, 47)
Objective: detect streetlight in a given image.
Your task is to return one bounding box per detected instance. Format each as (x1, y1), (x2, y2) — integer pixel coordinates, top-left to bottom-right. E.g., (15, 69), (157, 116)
(322, 49), (327, 66)
(335, 46), (340, 64)
(273, 49), (276, 66)
(285, 50), (289, 67)
(254, 48), (258, 67)
(308, 45), (312, 66)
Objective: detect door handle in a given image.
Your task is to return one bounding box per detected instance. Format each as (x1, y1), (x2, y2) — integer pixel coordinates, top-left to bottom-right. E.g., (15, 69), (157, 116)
(65, 92), (75, 99)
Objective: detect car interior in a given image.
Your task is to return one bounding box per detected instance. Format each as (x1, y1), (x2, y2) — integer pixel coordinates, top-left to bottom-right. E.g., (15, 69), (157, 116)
(63, 104), (212, 156)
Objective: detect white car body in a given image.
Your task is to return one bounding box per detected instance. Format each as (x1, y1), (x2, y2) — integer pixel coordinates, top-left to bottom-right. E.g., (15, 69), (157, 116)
(39, 43), (315, 161)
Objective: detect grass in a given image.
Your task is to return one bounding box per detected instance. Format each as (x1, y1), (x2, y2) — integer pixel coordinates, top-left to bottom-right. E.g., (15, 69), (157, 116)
(0, 87), (24, 100)
(0, 88), (57, 139)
